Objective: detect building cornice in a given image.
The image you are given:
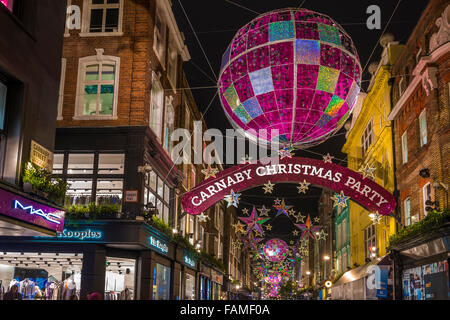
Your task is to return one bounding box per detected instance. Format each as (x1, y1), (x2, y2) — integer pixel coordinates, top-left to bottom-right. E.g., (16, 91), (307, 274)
(388, 42), (450, 121)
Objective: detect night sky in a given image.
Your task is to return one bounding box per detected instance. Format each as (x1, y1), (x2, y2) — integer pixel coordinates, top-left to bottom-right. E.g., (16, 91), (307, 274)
(173, 0), (428, 241)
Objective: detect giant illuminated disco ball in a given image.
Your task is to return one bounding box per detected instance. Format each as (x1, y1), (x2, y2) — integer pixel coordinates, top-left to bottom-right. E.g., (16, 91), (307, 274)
(218, 8), (361, 147)
(263, 238), (289, 263)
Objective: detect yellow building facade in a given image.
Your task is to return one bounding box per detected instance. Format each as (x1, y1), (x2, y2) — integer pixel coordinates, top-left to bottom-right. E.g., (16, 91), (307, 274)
(342, 38), (403, 267)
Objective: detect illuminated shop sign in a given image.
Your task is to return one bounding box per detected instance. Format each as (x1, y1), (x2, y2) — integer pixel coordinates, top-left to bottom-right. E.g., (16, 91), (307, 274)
(13, 200), (61, 225)
(184, 252), (196, 268)
(0, 188), (64, 232)
(57, 229), (102, 240)
(149, 236), (169, 255)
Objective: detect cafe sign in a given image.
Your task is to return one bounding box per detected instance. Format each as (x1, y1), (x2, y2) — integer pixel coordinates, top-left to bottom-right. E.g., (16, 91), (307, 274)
(181, 157), (396, 216)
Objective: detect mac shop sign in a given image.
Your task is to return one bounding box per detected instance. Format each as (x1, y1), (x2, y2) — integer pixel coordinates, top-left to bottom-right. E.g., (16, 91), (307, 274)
(149, 236), (169, 256)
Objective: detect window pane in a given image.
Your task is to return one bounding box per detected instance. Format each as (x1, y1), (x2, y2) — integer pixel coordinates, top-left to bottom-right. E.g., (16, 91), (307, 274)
(90, 9), (103, 32)
(52, 154), (64, 174)
(156, 199), (163, 218)
(92, 0), (104, 4)
(84, 85), (98, 115)
(99, 85), (114, 115)
(66, 179), (93, 205)
(163, 205), (169, 224)
(148, 192), (156, 207)
(68, 154), (95, 174)
(105, 8), (119, 32)
(0, 82), (6, 131)
(98, 153), (124, 174)
(86, 65), (99, 80)
(157, 177), (164, 197)
(164, 185), (170, 203)
(96, 179), (123, 207)
(144, 187), (148, 205)
(150, 171), (157, 191)
(107, 0), (119, 3)
(101, 64), (115, 80)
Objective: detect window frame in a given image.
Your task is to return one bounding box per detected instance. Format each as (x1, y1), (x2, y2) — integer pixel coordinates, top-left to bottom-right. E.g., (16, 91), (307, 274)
(419, 110), (427, 147)
(144, 169), (172, 225)
(401, 131), (408, 164)
(364, 224), (376, 260)
(153, 3), (167, 67)
(80, 0), (124, 37)
(57, 58), (67, 120)
(74, 52), (120, 120)
(150, 72), (164, 141)
(361, 119), (373, 156)
(404, 198), (411, 226)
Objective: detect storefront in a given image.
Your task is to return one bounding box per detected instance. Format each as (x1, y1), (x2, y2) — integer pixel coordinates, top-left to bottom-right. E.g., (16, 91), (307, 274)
(179, 249), (197, 300)
(391, 226), (450, 300)
(198, 263), (224, 300)
(0, 219), (178, 300)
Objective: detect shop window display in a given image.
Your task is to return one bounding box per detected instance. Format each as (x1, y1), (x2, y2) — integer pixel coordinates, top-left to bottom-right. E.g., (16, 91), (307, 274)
(402, 260), (449, 300)
(104, 257), (135, 300)
(185, 273), (195, 300)
(153, 263), (170, 300)
(66, 179), (93, 205)
(0, 252), (82, 300)
(96, 179), (123, 206)
(144, 171), (172, 224)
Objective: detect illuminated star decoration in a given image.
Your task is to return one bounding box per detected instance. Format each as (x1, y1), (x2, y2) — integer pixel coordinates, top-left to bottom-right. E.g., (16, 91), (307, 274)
(232, 240), (242, 250)
(359, 163), (376, 180)
(294, 213), (306, 223)
(232, 221), (245, 234)
(258, 205), (270, 217)
(240, 154), (253, 164)
(273, 199), (293, 218)
(201, 166), (219, 180)
(331, 191), (350, 210)
(224, 189), (241, 208)
(323, 153), (334, 163)
(279, 146), (294, 159)
(292, 229), (299, 236)
(288, 209), (296, 216)
(317, 230), (328, 241)
(313, 217), (320, 224)
(369, 211), (382, 225)
(197, 212), (209, 222)
(238, 207), (270, 235)
(295, 215), (322, 240)
(265, 224), (272, 231)
(242, 208), (249, 215)
(297, 180), (310, 194)
(262, 181), (275, 194)
(274, 198), (282, 205)
(241, 233), (264, 251)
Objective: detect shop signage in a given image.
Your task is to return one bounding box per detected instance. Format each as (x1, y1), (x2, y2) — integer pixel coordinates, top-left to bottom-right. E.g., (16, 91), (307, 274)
(30, 140), (53, 171)
(376, 267), (389, 298)
(181, 157), (396, 216)
(149, 236), (169, 255)
(0, 188), (64, 232)
(124, 190), (138, 203)
(184, 251), (196, 268)
(57, 228), (102, 240)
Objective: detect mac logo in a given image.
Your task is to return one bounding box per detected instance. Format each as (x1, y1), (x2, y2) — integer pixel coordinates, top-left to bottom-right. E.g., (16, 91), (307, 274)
(13, 200), (62, 225)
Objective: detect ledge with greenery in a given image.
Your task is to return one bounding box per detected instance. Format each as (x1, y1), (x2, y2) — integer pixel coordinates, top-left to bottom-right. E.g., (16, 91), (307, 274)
(64, 203), (121, 220)
(388, 208), (450, 250)
(22, 162), (69, 206)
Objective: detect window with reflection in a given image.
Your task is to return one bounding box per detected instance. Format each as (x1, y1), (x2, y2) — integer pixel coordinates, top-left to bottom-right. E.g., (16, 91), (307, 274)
(144, 170), (172, 225)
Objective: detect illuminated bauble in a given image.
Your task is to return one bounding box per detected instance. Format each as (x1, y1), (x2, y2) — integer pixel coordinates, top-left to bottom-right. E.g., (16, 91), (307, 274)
(265, 271), (282, 285)
(218, 8), (361, 147)
(263, 238), (289, 262)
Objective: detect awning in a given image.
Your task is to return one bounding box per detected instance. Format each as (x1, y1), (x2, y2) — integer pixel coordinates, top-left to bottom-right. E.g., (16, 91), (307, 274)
(333, 255), (391, 287)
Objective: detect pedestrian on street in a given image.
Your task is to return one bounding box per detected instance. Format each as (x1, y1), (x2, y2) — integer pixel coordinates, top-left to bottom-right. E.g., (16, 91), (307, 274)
(3, 285), (22, 300)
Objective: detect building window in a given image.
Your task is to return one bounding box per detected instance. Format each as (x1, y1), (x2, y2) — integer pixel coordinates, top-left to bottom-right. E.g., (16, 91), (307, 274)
(153, 263), (171, 300)
(52, 152), (125, 208)
(153, 5), (167, 65)
(150, 73), (164, 141)
(419, 110), (427, 147)
(167, 40), (178, 87)
(75, 50), (120, 119)
(0, 0), (13, 12)
(401, 131), (408, 164)
(144, 170), (172, 225)
(81, 0), (124, 35)
(163, 96), (175, 154)
(342, 218), (347, 244)
(423, 183), (432, 217)
(404, 198), (411, 226)
(364, 224), (376, 260)
(361, 120), (373, 156)
(57, 58), (67, 120)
